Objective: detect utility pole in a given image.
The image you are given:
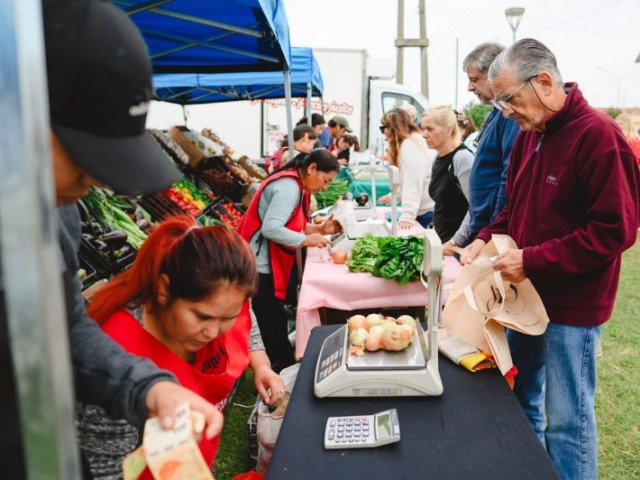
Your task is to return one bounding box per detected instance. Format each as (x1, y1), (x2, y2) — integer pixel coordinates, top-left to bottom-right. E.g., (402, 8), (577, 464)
(454, 38), (459, 109)
(396, 0), (429, 99)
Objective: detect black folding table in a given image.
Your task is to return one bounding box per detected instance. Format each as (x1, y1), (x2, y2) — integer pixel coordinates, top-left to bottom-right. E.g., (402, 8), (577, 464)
(266, 325), (559, 480)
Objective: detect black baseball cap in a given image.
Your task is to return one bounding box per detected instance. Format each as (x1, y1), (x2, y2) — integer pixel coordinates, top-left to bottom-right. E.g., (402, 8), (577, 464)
(43, 0), (181, 195)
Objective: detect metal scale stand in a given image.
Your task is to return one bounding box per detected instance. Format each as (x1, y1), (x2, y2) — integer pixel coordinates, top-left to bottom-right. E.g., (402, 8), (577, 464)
(314, 229), (444, 397)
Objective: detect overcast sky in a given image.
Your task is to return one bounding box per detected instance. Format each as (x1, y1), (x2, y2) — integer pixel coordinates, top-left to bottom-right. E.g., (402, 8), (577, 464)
(282, 0), (640, 110)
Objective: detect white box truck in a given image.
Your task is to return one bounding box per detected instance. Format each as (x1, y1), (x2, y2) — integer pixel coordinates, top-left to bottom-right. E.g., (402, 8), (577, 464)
(146, 48), (429, 159)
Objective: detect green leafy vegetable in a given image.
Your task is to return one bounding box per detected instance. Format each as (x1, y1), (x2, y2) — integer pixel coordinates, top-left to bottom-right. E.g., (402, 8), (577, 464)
(82, 187), (148, 249)
(347, 234), (424, 285)
(346, 233), (379, 273)
(314, 179), (349, 210)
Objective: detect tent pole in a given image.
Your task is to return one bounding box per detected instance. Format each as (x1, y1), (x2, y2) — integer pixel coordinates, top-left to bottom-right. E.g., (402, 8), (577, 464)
(0, 0), (81, 477)
(306, 82), (312, 120)
(260, 101), (265, 158)
(284, 68), (294, 155)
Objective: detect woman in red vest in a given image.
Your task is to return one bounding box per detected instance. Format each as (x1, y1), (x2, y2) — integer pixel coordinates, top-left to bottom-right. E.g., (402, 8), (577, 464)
(77, 216), (283, 479)
(237, 149), (342, 371)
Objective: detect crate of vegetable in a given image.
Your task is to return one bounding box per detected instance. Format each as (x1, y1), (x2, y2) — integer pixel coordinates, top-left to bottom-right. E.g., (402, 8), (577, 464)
(139, 191), (187, 222)
(238, 155), (267, 180)
(163, 178), (213, 216)
(168, 126), (205, 167)
(77, 248), (104, 291)
(194, 157), (249, 202)
(200, 200), (244, 228)
(78, 188), (150, 274)
(148, 129), (190, 167)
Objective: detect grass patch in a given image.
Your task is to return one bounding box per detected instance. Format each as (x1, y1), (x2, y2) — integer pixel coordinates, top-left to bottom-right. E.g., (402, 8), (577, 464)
(596, 238), (640, 479)
(215, 372), (258, 480)
(216, 237), (640, 479)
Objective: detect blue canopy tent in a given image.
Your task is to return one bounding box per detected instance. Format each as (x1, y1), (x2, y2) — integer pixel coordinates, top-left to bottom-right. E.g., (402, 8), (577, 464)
(113, 0), (291, 73)
(114, 0), (298, 153)
(152, 47), (324, 104)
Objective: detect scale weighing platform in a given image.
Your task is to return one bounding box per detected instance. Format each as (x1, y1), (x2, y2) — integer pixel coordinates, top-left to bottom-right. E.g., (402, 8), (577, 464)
(329, 222), (391, 253)
(315, 229), (444, 397)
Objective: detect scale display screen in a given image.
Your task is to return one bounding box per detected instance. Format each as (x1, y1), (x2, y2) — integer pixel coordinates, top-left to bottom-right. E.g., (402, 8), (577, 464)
(315, 326), (346, 384)
(376, 412), (392, 438)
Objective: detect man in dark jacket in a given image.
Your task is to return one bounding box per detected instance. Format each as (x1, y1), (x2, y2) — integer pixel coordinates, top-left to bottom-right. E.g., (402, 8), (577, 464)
(1, 1), (223, 477)
(463, 38), (640, 479)
(462, 43), (520, 242)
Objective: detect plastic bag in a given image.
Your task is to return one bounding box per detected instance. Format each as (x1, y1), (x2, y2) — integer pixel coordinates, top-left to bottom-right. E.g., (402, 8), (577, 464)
(255, 364), (300, 474)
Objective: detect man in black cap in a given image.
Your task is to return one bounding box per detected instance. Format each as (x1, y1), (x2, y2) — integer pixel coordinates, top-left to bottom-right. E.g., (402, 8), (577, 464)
(1, 0), (223, 477)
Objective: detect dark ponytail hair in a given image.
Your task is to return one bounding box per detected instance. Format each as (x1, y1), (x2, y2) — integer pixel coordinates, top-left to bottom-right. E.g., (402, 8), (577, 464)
(88, 216), (257, 324)
(283, 148), (339, 175)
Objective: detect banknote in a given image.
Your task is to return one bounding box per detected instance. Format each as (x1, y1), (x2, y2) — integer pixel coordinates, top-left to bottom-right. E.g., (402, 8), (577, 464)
(122, 403), (213, 480)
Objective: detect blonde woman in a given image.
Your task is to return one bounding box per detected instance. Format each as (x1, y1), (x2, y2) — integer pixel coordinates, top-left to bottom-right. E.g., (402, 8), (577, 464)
(615, 113), (640, 165)
(421, 106), (474, 254)
(378, 108), (436, 228)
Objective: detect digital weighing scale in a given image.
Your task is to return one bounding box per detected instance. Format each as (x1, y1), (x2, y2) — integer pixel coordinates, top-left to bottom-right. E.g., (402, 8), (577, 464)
(315, 229), (444, 397)
(328, 166), (401, 254)
(329, 222), (390, 253)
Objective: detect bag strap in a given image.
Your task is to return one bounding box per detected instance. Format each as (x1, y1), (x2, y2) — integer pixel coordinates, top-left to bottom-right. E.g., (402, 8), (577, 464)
(463, 270), (507, 316)
(450, 234), (514, 259)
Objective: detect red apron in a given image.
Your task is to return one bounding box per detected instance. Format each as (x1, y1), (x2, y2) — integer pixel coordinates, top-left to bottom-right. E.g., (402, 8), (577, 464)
(101, 301), (252, 477)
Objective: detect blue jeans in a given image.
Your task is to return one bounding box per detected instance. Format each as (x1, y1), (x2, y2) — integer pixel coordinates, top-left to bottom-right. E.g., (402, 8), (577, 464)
(507, 323), (601, 480)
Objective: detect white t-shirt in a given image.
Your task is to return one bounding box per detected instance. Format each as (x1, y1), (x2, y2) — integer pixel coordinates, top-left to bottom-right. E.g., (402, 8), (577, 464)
(395, 133), (437, 224)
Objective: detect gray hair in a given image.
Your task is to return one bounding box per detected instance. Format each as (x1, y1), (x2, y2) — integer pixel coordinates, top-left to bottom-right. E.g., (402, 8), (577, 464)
(488, 38), (563, 85)
(399, 103), (418, 120)
(463, 42), (505, 74)
(423, 105), (462, 145)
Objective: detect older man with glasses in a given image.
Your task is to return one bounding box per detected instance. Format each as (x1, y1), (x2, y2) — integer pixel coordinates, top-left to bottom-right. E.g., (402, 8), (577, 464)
(462, 38), (640, 480)
(462, 43), (521, 244)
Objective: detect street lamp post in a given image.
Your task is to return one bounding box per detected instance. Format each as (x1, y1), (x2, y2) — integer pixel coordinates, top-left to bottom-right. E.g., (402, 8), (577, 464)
(596, 66), (621, 111)
(505, 7), (525, 44)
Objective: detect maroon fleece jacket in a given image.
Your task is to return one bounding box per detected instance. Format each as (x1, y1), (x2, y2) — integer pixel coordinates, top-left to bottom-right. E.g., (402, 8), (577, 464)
(477, 83), (640, 326)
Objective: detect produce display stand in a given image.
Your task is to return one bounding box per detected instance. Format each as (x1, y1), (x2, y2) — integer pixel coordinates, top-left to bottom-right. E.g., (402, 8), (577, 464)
(76, 129), (252, 293)
(187, 156), (250, 203)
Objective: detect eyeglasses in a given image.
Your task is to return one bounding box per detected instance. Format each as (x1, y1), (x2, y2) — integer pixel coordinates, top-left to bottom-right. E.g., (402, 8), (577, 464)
(379, 125), (387, 134)
(490, 75), (538, 111)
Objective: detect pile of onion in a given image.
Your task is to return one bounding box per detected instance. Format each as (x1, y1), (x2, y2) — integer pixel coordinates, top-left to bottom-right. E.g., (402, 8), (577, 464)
(347, 313), (417, 356)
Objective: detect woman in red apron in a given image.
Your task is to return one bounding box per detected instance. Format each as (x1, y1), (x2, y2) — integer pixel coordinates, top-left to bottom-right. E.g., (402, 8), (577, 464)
(236, 150), (342, 372)
(77, 216), (283, 479)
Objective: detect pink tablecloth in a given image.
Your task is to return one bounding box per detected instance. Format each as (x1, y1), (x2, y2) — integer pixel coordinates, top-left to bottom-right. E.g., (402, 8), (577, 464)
(294, 223), (462, 358)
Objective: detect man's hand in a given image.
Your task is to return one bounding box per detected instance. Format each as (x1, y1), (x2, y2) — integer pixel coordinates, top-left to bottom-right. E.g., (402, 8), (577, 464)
(145, 381), (223, 440)
(442, 240), (456, 256)
(460, 238), (486, 265)
(493, 248), (526, 283)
